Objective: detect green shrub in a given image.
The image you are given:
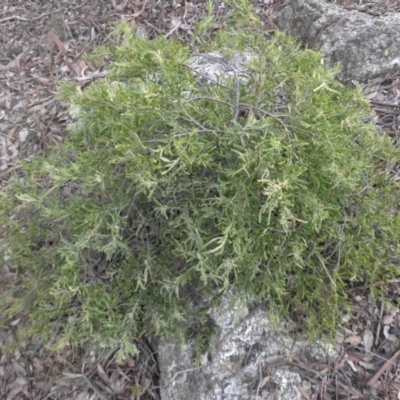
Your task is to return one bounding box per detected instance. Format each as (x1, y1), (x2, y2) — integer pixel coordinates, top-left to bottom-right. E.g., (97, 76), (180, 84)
(1, 19), (400, 357)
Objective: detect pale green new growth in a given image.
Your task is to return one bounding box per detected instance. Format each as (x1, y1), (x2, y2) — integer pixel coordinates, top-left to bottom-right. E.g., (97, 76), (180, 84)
(1, 6), (399, 360)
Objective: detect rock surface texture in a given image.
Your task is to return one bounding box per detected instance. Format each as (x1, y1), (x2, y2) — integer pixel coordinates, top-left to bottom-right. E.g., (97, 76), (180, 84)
(276, 0), (400, 82)
(158, 292), (335, 400)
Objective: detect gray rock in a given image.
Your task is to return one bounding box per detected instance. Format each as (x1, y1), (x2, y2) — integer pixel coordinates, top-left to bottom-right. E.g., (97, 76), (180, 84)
(158, 291), (337, 400)
(186, 51), (255, 85)
(276, 0), (400, 82)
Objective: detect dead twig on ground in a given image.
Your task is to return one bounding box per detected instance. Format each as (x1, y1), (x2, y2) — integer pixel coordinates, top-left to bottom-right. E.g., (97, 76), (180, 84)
(367, 348), (400, 388)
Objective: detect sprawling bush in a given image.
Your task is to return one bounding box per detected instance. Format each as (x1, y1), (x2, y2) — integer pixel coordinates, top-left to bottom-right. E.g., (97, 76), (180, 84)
(1, 19), (399, 356)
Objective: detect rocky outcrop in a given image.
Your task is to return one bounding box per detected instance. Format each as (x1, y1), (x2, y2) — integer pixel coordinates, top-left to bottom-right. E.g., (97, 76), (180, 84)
(276, 0), (400, 82)
(158, 291), (337, 400)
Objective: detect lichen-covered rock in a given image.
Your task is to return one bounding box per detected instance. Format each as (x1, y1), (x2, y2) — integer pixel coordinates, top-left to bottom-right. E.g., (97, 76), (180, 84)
(158, 291), (336, 400)
(186, 51), (255, 84)
(276, 0), (400, 82)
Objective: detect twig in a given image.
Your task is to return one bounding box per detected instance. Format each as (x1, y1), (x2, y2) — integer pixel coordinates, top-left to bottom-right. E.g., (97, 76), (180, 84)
(370, 100), (400, 108)
(180, 109), (214, 133)
(0, 164), (22, 180)
(0, 48), (29, 71)
(255, 363), (270, 397)
(165, 1), (188, 39)
(81, 373), (111, 400)
(346, 278), (400, 292)
(86, 346), (121, 378)
(62, 367), (111, 400)
(361, 348), (400, 367)
(185, 96), (235, 110)
(367, 348), (400, 388)
(73, 34), (99, 64)
(296, 383), (311, 400)
(40, 106), (59, 150)
(144, 20), (164, 34)
(74, 70), (109, 82)
(0, 16), (29, 22)
(239, 102), (292, 131)
(375, 302), (384, 346)
(0, 10), (66, 23)
(297, 371), (363, 398)
(231, 67), (240, 121)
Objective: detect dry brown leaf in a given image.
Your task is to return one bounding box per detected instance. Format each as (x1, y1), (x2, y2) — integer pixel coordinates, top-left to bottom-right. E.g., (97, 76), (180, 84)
(383, 311), (397, 325)
(76, 392), (92, 400)
(0, 49), (28, 72)
(0, 353), (9, 364)
(18, 128), (29, 143)
(5, 386), (23, 400)
(296, 383), (311, 400)
(62, 371), (83, 379)
(12, 376), (28, 386)
(258, 375), (270, 389)
(9, 317), (22, 327)
(127, 357), (135, 368)
(116, 366), (132, 382)
(3, 91), (12, 109)
(347, 359), (358, 372)
(97, 364), (110, 385)
(77, 59), (87, 72)
(363, 329), (374, 352)
(359, 361), (376, 371)
(335, 332), (345, 344)
(186, 3), (196, 12)
(111, 377), (126, 394)
(129, 1), (148, 18)
(344, 335), (363, 345)
(67, 58), (82, 77)
(364, 91), (379, 100)
(383, 325), (398, 342)
(11, 361), (26, 375)
(141, 376), (151, 390)
(48, 30), (66, 53)
(170, 15), (181, 30)
(32, 357), (44, 373)
(109, 371), (125, 393)
(94, 378), (112, 394)
(347, 351), (364, 363)
(146, 388), (157, 399)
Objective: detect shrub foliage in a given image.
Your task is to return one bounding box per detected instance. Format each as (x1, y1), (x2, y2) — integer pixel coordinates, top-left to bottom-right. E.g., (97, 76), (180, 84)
(1, 21), (400, 355)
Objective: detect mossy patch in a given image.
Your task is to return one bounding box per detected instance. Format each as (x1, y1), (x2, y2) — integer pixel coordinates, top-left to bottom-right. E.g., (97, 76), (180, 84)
(1, 7), (400, 359)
